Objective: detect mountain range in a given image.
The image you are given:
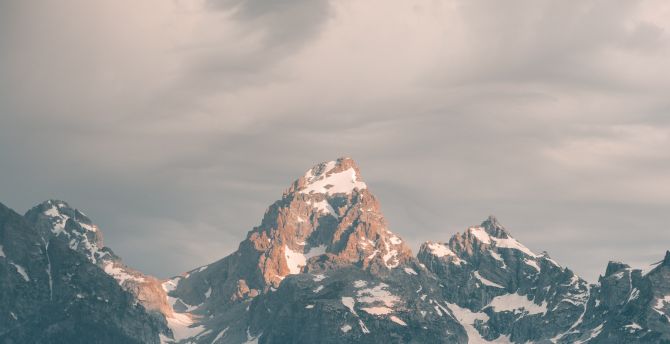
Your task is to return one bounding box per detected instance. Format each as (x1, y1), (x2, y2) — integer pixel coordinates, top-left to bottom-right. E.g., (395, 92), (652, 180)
(1, 157), (668, 343)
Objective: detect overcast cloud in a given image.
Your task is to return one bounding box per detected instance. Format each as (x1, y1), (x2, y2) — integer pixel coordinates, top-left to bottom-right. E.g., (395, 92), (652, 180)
(1, 0), (669, 281)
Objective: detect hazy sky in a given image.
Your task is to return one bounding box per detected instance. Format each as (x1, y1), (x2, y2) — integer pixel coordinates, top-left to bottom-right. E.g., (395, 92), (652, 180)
(2, 0), (669, 281)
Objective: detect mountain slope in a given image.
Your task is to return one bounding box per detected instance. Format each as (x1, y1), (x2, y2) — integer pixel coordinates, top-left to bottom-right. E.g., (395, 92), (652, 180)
(0, 202), (163, 343)
(418, 216), (670, 344)
(557, 253), (670, 343)
(24, 200), (173, 317)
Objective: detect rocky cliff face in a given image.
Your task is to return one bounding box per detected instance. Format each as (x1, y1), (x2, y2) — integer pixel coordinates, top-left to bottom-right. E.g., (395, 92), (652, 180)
(0, 202), (164, 344)
(418, 216), (591, 342)
(417, 216), (670, 344)
(24, 200), (173, 317)
(1, 157), (668, 344)
(557, 253), (670, 343)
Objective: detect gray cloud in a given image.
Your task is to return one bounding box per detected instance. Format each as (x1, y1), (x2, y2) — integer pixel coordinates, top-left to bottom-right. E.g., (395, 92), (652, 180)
(1, 0), (669, 281)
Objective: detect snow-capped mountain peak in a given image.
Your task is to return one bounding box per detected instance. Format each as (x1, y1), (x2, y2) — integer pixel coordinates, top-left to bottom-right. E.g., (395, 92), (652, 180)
(25, 200), (107, 263)
(297, 157), (367, 196)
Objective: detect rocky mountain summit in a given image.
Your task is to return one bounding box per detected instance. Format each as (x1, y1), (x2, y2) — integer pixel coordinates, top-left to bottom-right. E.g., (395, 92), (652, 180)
(1, 157), (669, 343)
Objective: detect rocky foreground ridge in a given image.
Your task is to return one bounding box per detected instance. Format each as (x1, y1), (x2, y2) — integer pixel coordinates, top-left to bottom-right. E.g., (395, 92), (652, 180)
(1, 157), (669, 343)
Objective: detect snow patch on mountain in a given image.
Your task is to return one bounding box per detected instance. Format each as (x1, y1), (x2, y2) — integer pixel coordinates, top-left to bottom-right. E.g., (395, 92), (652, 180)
(43, 203), (69, 235)
(468, 226), (537, 257)
(624, 323), (643, 332)
(104, 262), (146, 285)
(342, 296), (358, 316)
(492, 237), (537, 257)
(389, 315), (407, 326)
(284, 244), (327, 275)
(361, 306), (394, 315)
(355, 283), (399, 305)
(162, 312), (205, 343)
(524, 258), (541, 271)
(382, 241), (400, 268)
(403, 267), (418, 275)
(425, 242), (465, 265)
(469, 227), (492, 244)
(655, 295), (670, 310)
(447, 302), (511, 343)
(10, 262), (30, 281)
(426, 242), (452, 257)
(211, 327), (228, 343)
(301, 163), (366, 195)
(306, 200), (336, 217)
(574, 323), (604, 344)
(488, 293), (547, 315)
(473, 271), (504, 289)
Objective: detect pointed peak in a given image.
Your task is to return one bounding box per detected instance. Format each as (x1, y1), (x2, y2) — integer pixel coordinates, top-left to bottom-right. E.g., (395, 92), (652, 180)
(461, 218), (537, 257)
(29, 200), (93, 225)
(37, 199), (71, 210)
(478, 215), (512, 239)
(663, 250), (670, 267)
(23, 199), (108, 265)
(481, 215), (503, 230)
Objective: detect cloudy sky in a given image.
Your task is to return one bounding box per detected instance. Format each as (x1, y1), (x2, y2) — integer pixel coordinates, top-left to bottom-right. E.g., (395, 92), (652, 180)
(2, 0), (669, 281)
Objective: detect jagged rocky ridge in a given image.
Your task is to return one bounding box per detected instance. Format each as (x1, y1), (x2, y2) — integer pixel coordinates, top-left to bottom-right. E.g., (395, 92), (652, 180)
(1, 157), (669, 343)
(0, 203), (164, 343)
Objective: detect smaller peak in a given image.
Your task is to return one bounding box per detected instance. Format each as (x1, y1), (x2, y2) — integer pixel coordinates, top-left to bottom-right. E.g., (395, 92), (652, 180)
(481, 215), (502, 229)
(27, 200), (71, 218)
(26, 199), (94, 227)
(480, 215), (510, 238)
(663, 250), (670, 267)
(604, 261), (630, 277)
(41, 199), (71, 209)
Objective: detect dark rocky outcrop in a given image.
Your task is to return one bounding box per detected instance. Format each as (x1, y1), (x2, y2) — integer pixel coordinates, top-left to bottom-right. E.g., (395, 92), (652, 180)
(0, 202), (163, 344)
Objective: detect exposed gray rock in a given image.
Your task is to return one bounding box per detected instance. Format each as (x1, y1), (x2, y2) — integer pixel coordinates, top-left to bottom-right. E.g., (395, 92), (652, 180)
(24, 200), (174, 318)
(418, 216), (670, 344)
(0, 202), (163, 344)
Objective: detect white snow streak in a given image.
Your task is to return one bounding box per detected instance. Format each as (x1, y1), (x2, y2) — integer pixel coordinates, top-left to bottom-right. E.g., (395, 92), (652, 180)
(10, 263), (30, 282)
(473, 271), (504, 289)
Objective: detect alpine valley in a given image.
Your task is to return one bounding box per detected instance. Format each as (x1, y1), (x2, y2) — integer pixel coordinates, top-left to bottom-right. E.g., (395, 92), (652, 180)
(1, 158), (669, 344)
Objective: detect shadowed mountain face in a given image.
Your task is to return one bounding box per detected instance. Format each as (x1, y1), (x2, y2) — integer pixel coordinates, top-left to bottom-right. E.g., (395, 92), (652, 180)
(1, 157), (669, 343)
(0, 203), (164, 344)
(24, 200), (173, 317)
